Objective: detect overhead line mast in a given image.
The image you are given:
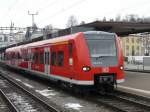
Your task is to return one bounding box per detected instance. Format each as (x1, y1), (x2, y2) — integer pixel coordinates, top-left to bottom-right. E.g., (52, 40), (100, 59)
(28, 11), (38, 27)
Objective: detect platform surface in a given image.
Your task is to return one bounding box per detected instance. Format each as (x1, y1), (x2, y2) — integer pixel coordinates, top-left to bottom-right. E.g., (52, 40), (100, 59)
(118, 71), (150, 98)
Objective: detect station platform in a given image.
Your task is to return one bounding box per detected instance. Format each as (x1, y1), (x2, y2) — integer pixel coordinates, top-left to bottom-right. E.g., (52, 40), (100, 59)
(125, 69), (150, 73)
(118, 71), (150, 98)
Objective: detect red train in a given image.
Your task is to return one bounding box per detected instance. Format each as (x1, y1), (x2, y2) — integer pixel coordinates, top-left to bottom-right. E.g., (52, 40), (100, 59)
(1, 31), (125, 92)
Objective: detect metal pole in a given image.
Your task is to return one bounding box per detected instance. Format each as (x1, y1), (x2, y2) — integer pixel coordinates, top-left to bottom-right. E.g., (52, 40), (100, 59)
(28, 11), (38, 27)
(32, 14), (34, 26)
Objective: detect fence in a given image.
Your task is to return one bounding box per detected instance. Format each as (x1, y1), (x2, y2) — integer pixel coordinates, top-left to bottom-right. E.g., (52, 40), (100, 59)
(125, 56), (150, 71)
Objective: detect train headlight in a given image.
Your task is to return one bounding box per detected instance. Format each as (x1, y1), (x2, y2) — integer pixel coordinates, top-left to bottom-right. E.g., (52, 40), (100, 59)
(82, 66), (91, 72)
(120, 66), (124, 70)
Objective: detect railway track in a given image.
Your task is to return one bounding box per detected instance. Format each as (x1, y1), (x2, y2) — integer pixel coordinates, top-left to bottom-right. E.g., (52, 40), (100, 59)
(1, 67), (150, 112)
(90, 90), (150, 112)
(0, 89), (16, 112)
(0, 73), (61, 112)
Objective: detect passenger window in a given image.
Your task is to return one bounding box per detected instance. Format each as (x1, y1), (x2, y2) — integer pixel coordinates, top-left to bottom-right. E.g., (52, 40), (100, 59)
(44, 52), (50, 65)
(47, 52), (50, 65)
(51, 52), (56, 66)
(36, 52), (39, 63)
(44, 52), (47, 64)
(40, 52), (44, 64)
(32, 53), (35, 63)
(58, 51), (64, 66)
(33, 52), (38, 63)
(18, 53), (21, 59)
(24, 53), (28, 61)
(69, 43), (73, 57)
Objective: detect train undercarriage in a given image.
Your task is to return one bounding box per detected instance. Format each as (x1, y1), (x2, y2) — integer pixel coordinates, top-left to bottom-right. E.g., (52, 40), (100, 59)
(94, 73), (117, 93)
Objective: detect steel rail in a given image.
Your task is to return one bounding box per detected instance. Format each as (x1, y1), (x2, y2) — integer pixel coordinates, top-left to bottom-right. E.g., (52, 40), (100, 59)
(0, 89), (19, 112)
(0, 73), (61, 112)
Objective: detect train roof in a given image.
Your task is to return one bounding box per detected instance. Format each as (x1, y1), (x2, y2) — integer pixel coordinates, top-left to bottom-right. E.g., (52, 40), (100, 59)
(6, 32), (82, 52)
(6, 31), (117, 52)
(84, 31), (116, 39)
(84, 31), (115, 35)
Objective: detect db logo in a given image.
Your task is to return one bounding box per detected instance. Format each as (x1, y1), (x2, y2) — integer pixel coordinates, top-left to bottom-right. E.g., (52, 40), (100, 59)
(102, 67), (109, 73)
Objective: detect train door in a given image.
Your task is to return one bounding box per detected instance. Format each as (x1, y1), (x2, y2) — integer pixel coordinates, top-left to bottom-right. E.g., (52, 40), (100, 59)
(28, 48), (32, 70)
(44, 47), (50, 75)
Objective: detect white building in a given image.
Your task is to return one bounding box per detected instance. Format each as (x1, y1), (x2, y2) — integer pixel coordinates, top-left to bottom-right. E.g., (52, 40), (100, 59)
(0, 32), (25, 48)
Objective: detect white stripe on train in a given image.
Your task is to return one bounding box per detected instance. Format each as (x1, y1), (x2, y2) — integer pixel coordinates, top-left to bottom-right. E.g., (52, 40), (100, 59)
(6, 64), (124, 85)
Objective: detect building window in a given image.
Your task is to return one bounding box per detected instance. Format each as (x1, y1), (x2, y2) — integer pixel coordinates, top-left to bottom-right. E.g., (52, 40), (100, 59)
(132, 38), (134, 43)
(51, 52), (56, 66)
(126, 52), (129, 56)
(136, 38), (139, 43)
(126, 38), (129, 43)
(58, 51), (64, 66)
(137, 46), (139, 50)
(136, 52), (139, 56)
(132, 46), (134, 50)
(126, 45), (129, 50)
(132, 46), (135, 56)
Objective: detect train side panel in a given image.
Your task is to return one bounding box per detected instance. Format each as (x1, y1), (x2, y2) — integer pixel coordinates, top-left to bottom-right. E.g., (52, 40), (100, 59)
(3, 31), (125, 90)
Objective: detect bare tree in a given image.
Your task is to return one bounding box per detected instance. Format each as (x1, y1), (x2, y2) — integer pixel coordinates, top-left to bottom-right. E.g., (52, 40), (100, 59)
(122, 14), (138, 22)
(143, 17), (150, 22)
(45, 24), (53, 33)
(80, 21), (85, 25)
(136, 17), (143, 22)
(115, 14), (121, 22)
(109, 18), (114, 22)
(66, 15), (78, 28)
(103, 17), (106, 21)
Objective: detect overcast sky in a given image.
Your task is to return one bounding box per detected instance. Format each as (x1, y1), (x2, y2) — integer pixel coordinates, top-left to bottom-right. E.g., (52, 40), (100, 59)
(0, 0), (150, 28)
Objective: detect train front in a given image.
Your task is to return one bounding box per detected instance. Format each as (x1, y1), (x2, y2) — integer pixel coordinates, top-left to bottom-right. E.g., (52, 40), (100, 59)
(82, 31), (125, 92)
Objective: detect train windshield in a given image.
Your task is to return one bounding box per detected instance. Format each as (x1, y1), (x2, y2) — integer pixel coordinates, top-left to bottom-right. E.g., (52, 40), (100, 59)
(85, 33), (118, 67)
(87, 39), (117, 57)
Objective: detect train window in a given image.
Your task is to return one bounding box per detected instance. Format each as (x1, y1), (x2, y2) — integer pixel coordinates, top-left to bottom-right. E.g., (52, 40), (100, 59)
(18, 53), (21, 59)
(58, 51), (64, 66)
(12, 53), (15, 59)
(47, 52), (50, 65)
(36, 52), (39, 63)
(16, 53), (18, 59)
(69, 43), (73, 57)
(40, 52), (44, 64)
(33, 53), (35, 63)
(51, 52), (56, 66)
(32, 53), (34, 62)
(28, 53), (31, 61)
(44, 52), (48, 65)
(44, 52), (47, 64)
(45, 52), (50, 65)
(33, 52), (38, 63)
(24, 53), (28, 61)
(30, 53), (32, 61)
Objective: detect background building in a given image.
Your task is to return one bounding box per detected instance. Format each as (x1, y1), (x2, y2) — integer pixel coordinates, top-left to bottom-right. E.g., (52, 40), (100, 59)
(121, 33), (150, 57)
(0, 31), (25, 47)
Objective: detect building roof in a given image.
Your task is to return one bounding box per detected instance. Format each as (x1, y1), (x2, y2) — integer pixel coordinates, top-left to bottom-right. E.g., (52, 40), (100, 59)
(1, 21), (150, 52)
(77, 21), (150, 36)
